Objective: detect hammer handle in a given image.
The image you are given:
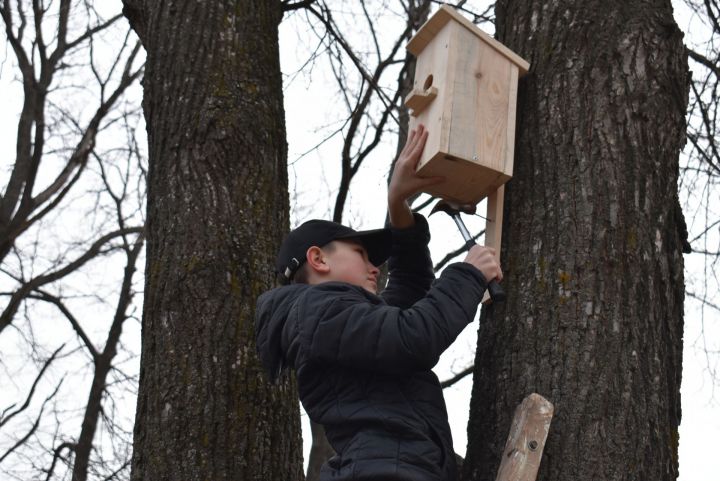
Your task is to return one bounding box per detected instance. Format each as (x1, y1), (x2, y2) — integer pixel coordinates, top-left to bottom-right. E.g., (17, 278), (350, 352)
(463, 239), (506, 303)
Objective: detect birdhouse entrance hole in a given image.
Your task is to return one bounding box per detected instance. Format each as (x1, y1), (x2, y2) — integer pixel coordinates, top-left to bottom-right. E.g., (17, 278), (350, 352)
(424, 74), (434, 90)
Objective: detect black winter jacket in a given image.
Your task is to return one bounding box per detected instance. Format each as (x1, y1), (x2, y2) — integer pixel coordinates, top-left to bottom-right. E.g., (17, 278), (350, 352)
(255, 215), (488, 481)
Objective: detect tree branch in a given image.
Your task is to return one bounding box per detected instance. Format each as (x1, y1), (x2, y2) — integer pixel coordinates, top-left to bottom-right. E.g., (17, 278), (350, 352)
(434, 229), (485, 272)
(0, 344), (64, 428)
(688, 46), (720, 77)
(686, 290), (720, 312)
(0, 376), (64, 464)
(0, 227), (144, 335)
(44, 441), (77, 481)
(0, 43), (144, 264)
(440, 365), (474, 389)
(282, 0), (316, 12)
(29, 292), (100, 359)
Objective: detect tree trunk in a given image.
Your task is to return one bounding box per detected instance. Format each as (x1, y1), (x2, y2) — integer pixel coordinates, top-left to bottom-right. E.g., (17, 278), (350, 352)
(464, 2), (688, 481)
(124, 1), (303, 480)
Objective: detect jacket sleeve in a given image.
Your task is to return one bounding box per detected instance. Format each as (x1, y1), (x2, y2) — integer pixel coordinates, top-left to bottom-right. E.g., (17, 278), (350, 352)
(380, 213), (435, 308)
(292, 262), (488, 374)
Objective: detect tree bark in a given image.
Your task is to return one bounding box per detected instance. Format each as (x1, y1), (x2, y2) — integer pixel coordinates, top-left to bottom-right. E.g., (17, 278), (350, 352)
(464, 2), (688, 481)
(125, 1), (303, 480)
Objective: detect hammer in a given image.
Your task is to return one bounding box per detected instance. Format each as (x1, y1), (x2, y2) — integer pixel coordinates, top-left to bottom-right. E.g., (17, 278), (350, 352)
(430, 200), (506, 303)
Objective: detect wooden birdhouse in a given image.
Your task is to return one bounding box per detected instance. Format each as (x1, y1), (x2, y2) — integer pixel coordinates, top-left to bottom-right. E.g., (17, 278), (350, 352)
(406, 5), (530, 205)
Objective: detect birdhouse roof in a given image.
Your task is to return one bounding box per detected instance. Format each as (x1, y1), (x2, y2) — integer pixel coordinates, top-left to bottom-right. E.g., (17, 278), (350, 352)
(407, 5), (530, 75)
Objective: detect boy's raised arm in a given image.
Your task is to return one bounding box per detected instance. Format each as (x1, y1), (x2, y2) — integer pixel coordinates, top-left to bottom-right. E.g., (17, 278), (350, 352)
(387, 124), (444, 229)
(382, 124), (445, 307)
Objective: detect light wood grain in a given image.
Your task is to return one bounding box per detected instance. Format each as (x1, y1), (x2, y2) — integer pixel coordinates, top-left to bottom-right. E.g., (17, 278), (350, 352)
(407, 5), (530, 74)
(481, 185), (504, 304)
(485, 185), (504, 253)
(495, 394), (554, 481)
(405, 86), (438, 116)
(417, 155), (509, 206)
(447, 24), (512, 176)
(409, 21), (452, 171)
(505, 66), (519, 177)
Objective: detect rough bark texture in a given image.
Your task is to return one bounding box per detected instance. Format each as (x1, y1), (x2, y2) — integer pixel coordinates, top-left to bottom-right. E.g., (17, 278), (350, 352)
(125, 1), (303, 480)
(464, 2), (688, 481)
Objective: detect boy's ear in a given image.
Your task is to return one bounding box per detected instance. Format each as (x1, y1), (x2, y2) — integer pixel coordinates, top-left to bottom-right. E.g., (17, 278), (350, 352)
(306, 246), (330, 273)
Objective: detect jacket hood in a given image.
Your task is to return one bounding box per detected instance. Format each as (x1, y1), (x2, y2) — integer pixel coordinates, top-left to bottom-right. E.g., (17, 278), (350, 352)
(255, 283), (309, 380)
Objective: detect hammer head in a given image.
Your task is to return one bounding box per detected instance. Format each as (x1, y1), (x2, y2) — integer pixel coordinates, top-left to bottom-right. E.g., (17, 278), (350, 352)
(429, 199), (477, 217)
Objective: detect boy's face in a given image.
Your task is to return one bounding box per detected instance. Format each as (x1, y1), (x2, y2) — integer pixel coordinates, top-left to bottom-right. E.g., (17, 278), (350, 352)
(321, 239), (380, 294)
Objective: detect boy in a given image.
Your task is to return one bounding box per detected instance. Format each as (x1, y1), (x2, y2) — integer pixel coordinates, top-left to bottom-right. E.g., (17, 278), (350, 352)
(255, 124), (502, 481)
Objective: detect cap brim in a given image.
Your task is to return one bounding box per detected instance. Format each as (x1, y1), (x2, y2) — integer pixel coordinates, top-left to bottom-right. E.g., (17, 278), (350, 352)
(336, 228), (392, 267)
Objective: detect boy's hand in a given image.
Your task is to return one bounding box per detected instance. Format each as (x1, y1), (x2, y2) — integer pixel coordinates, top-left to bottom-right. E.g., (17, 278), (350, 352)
(464, 245), (503, 283)
(388, 124), (444, 228)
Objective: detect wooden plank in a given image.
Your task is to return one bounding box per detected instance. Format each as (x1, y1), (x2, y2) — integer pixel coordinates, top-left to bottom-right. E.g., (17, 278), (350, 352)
(485, 185), (504, 258)
(417, 154), (509, 205)
(409, 22), (453, 172)
(406, 8), (452, 55)
(504, 66), (519, 177)
(445, 23), (513, 177)
(405, 86), (438, 116)
(439, 5), (530, 74)
(482, 185), (504, 304)
(495, 393), (554, 481)
(407, 5), (530, 74)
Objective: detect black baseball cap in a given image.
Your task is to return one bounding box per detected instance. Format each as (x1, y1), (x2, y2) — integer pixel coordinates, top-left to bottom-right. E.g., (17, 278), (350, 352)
(276, 220), (392, 282)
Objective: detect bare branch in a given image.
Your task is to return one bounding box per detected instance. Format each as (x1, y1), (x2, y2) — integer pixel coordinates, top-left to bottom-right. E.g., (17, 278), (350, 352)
(0, 227), (144, 335)
(0, 376), (64, 464)
(0, 0), (34, 77)
(306, 2), (407, 119)
(63, 14), (124, 54)
(282, 0), (317, 12)
(305, 1), (416, 222)
(71, 231), (144, 481)
(703, 0), (720, 33)
(0, 41), (144, 264)
(688, 47), (720, 77)
(687, 290), (720, 312)
(29, 292), (100, 359)
(691, 249), (720, 256)
(440, 365), (474, 389)
(100, 460), (131, 481)
(411, 195), (438, 213)
(434, 229), (485, 272)
(44, 442), (77, 481)
(0, 344), (64, 428)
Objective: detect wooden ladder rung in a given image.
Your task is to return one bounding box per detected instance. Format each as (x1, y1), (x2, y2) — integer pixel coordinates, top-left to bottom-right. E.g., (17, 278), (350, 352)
(495, 393), (554, 481)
